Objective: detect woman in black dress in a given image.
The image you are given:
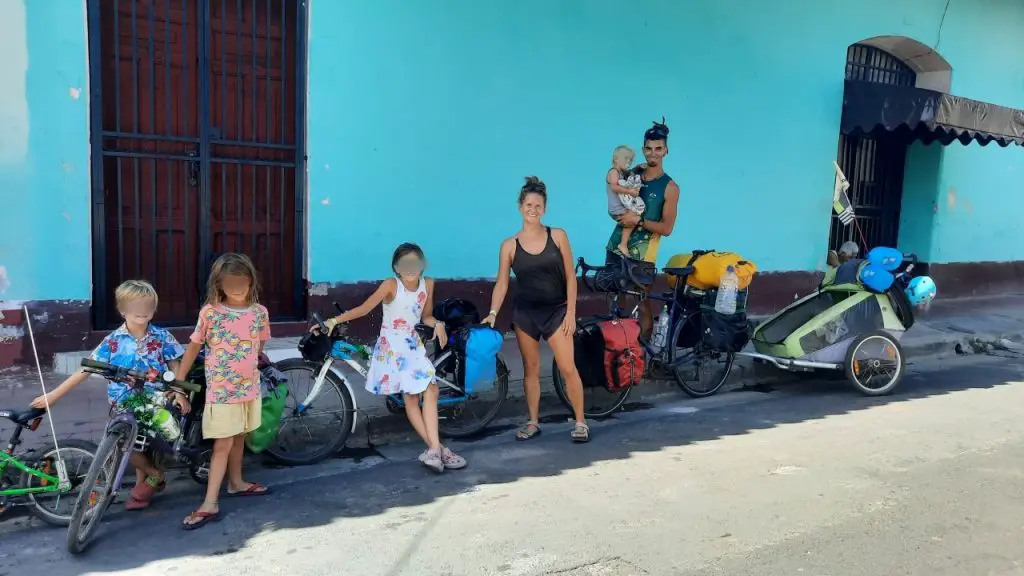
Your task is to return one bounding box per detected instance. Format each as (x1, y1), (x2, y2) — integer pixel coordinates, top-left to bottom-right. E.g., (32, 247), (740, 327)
(483, 176), (589, 442)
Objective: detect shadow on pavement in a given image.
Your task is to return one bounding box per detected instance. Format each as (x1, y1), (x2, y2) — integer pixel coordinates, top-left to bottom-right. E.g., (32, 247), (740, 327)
(5, 353), (1024, 573)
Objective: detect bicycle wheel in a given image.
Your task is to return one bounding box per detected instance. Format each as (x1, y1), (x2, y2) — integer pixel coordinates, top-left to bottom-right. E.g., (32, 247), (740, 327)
(437, 356), (510, 438)
(669, 317), (735, 398)
(265, 358), (355, 466)
(66, 423), (131, 555)
(20, 439), (97, 526)
(552, 358), (632, 419)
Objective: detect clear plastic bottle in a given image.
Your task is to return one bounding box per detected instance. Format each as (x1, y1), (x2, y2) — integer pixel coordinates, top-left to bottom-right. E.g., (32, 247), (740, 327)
(651, 304), (671, 350)
(715, 265), (739, 315)
(152, 407), (181, 441)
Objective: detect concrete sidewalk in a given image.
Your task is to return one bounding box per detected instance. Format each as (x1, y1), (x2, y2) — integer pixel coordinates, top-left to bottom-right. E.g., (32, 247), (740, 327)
(4, 294), (1024, 452)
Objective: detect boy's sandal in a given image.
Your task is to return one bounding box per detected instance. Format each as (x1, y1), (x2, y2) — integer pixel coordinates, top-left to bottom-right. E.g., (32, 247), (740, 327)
(226, 482), (271, 497)
(515, 422), (542, 441)
(182, 510), (221, 531)
(571, 422), (591, 443)
(124, 476), (164, 511)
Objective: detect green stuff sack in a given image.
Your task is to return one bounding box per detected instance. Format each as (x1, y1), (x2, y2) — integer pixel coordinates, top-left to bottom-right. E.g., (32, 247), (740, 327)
(245, 383), (289, 454)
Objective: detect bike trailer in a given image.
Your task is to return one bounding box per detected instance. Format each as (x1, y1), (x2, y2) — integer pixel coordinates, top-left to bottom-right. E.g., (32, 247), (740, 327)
(459, 326), (503, 394)
(666, 251), (757, 290)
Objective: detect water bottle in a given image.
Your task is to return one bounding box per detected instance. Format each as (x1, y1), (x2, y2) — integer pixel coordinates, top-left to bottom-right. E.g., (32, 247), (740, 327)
(715, 265), (739, 315)
(151, 407), (181, 442)
(651, 304), (670, 350)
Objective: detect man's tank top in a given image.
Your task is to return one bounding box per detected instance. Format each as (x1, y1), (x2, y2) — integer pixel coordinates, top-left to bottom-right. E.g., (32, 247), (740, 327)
(511, 227), (567, 306)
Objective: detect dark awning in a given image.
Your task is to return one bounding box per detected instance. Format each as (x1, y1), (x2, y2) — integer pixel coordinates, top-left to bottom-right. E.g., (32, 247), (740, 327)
(841, 79), (1024, 147)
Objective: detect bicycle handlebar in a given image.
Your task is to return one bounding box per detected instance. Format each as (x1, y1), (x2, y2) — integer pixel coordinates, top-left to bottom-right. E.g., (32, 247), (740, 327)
(80, 359), (201, 394)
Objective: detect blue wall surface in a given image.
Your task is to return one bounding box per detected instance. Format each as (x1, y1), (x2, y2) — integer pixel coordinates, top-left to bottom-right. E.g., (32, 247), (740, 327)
(0, 0), (91, 302)
(306, 0), (1024, 284)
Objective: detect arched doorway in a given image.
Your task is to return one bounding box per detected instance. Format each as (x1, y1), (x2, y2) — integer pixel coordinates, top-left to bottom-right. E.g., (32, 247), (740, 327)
(828, 44), (916, 252)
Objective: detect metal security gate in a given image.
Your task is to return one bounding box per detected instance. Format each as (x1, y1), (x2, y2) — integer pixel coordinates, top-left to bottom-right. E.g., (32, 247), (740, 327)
(87, 0), (307, 328)
(829, 44), (915, 252)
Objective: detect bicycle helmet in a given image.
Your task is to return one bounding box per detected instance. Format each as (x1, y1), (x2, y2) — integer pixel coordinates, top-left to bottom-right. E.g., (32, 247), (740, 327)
(905, 276), (937, 306)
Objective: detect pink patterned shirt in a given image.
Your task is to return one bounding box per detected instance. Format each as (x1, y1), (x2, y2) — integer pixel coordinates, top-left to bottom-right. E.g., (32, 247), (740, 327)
(190, 303), (271, 404)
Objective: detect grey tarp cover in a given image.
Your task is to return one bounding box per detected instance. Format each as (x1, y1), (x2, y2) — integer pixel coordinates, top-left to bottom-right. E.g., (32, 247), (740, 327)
(840, 80), (1024, 147)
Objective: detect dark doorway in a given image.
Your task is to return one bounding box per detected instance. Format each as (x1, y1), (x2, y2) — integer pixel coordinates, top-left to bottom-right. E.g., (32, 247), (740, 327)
(829, 44), (914, 252)
(87, 0), (307, 328)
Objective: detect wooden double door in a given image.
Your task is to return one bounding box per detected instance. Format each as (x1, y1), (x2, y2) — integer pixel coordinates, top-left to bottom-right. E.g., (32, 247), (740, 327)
(89, 0), (307, 327)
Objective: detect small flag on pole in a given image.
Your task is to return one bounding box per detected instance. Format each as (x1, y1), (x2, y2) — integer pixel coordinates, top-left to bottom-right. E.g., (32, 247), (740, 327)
(832, 161), (855, 226)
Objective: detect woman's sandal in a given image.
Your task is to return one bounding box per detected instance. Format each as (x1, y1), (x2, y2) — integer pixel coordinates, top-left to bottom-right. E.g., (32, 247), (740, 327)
(226, 482), (271, 497)
(125, 476), (165, 511)
(515, 422), (542, 441)
(182, 510), (221, 531)
(571, 422), (591, 443)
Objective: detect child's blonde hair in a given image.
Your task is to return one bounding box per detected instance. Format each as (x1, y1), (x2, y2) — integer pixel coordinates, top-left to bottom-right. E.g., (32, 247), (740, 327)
(114, 280), (159, 309)
(611, 145), (635, 168)
(205, 253), (261, 307)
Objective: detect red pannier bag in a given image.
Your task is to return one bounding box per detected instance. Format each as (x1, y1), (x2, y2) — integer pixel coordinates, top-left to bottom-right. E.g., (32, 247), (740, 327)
(596, 318), (645, 392)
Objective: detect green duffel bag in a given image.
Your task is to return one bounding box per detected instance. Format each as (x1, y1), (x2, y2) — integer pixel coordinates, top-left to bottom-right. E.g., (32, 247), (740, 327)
(245, 383), (289, 454)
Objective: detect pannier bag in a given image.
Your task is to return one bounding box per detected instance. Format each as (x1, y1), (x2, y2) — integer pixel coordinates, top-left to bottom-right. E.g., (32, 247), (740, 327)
(245, 363), (290, 453)
(700, 308), (752, 353)
(596, 318), (646, 392)
(670, 251), (757, 290)
(572, 317), (612, 389)
(460, 326), (503, 394)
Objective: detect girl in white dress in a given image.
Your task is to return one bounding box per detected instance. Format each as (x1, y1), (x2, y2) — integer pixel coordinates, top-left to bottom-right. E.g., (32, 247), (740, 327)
(318, 243), (467, 472)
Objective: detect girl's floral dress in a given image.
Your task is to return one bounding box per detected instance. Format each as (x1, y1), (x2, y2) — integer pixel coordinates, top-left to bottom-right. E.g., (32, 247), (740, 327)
(365, 278), (435, 395)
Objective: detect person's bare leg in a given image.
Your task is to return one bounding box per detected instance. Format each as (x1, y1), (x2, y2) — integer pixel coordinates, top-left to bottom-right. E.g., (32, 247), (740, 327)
(402, 393), (431, 447)
(185, 436), (230, 523)
(617, 225), (634, 256)
(515, 326), (543, 423)
(640, 290), (655, 338)
(129, 452), (160, 479)
(226, 433), (253, 492)
(420, 384), (442, 450)
(548, 329), (585, 424)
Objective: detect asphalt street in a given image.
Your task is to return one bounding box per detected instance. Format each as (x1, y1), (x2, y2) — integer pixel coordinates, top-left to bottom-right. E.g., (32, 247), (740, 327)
(2, 352), (1024, 575)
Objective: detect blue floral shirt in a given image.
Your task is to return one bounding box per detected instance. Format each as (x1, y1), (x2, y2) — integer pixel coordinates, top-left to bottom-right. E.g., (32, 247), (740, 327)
(90, 324), (185, 404)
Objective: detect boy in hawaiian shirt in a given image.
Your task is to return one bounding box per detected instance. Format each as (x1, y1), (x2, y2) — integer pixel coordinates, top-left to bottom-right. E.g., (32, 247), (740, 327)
(32, 280), (190, 511)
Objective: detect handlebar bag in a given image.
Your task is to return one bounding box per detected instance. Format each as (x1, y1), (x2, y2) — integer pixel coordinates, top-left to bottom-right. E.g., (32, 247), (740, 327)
(461, 326), (503, 394)
(433, 297), (481, 330)
(596, 318), (646, 392)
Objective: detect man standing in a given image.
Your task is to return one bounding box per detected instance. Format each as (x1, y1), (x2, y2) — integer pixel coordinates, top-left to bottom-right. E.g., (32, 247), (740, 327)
(605, 119), (680, 336)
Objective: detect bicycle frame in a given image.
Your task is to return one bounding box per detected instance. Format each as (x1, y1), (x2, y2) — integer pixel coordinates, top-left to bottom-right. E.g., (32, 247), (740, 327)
(607, 278), (709, 373)
(106, 412), (142, 498)
(299, 338), (469, 412)
(0, 451), (66, 497)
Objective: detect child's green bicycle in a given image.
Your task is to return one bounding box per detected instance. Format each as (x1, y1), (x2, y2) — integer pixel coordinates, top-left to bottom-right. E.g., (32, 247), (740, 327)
(0, 406), (97, 525)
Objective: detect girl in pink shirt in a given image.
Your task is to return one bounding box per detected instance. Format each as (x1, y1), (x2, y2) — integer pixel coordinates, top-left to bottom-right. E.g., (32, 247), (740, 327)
(177, 253), (271, 530)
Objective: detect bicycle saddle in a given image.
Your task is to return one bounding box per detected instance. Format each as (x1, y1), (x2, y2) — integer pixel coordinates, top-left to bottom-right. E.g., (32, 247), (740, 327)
(0, 407), (46, 426)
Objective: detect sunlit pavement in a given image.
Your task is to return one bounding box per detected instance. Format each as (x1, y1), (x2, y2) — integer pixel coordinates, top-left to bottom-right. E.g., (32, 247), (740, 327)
(3, 353), (1024, 576)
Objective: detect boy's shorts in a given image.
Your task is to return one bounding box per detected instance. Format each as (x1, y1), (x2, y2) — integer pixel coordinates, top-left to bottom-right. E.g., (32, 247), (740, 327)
(202, 398), (261, 439)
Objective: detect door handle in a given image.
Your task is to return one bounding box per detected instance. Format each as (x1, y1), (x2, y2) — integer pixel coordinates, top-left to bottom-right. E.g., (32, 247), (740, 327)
(187, 150), (200, 186)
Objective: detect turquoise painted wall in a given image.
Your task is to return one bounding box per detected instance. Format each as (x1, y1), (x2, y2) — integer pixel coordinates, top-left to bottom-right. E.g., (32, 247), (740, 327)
(0, 0), (91, 302)
(2, 0), (1022, 305)
(307, 0), (1024, 283)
